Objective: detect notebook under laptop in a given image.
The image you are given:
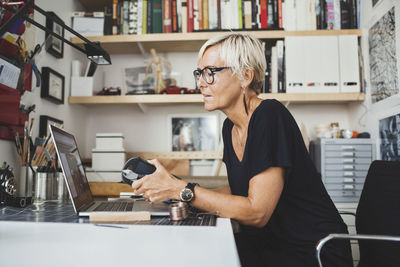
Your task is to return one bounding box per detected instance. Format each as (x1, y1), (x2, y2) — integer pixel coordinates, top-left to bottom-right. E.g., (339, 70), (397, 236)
(49, 125), (170, 217)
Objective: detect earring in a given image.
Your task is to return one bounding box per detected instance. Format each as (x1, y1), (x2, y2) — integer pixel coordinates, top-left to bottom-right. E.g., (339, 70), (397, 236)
(242, 87), (248, 115)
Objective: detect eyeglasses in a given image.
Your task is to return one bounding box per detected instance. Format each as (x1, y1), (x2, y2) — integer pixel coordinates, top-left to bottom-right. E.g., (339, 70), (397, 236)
(193, 67), (231, 85)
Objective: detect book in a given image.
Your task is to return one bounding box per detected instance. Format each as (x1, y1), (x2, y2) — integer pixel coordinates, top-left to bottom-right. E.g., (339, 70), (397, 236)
(260, 0), (267, 29)
(123, 0), (129, 35)
(142, 0), (147, 34)
(177, 0), (183, 32)
(340, 0), (351, 29)
(203, 0), (209, 30)
(277, 0), (283, 28)
(237, 0), (243, 29)
(163, 0), (172, 33)
(172, 0), (178, 32)
(208, 0), (218, 30)
(187, 0), (194, 32)
(243, 0), (252, 29)
(128, 0), (138, 34)
(276, 40), (285, 93)
(193, 0), (199, 30)
(112, 0), (119, 35)
(152, 0), (162, 33)
(146, 0), (153, 33)
(251, 0), (259, 29)
(198, 0), (203, 30)
(104, 5), (113, 35)
(181, 0), (188, 33)
(267, 0), (274, 28)
(137, 0), (143, 34)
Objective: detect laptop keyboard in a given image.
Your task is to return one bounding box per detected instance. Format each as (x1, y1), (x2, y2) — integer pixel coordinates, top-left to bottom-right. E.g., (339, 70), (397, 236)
(93, 202), (134, 212)
(154, 214), (217, 226)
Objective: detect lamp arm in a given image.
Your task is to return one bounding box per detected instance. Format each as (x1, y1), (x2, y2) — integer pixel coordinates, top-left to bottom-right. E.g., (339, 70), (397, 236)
(0, 0), (33, 37)
(0, 1), (107, 58)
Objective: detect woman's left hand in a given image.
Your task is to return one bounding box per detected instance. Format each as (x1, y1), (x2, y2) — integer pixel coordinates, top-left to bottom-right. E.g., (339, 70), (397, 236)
(131, 159), (186, 203)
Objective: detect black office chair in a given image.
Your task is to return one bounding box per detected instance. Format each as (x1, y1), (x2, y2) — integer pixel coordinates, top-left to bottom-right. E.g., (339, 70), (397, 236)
(316, 160), (400, 267)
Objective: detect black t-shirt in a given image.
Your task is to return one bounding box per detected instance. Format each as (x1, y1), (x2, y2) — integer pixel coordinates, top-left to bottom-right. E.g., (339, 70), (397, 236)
(222, 99), (352, 267)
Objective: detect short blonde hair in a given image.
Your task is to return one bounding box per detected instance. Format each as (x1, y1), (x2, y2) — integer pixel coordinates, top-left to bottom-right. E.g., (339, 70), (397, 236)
(198, 32), (266, 94)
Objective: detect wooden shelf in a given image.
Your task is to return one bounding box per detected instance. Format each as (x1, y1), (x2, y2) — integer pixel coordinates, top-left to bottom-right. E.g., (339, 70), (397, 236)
(71, 30), (362, 54)
(69, 93), (365, 105)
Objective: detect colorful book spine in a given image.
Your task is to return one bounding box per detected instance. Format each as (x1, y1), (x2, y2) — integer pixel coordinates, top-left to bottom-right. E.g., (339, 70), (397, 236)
(244, 0), (252, 29)
(123, 0), (129, 34)
(152, 0), (162, 33)
(208, 0), (218, 30)
(112, 0), (118, 35)
(172, 0), (178, 32)
(128, 0), (138, 34)
(146, 0), (152, 33)
(193, 0), (199, 30)
(137, 0), (143, 34)
(203, 0), (209, 30)
(181, 0), (188, 32)
(142, 0), (147, 34)
(260, 0), (267, 29)
(163, 0), (172, 32)
(277, 0), (283, 28)
(326, 0), (335, 29)
(188, 0), (194, 32)
(237, 0), (243, 29)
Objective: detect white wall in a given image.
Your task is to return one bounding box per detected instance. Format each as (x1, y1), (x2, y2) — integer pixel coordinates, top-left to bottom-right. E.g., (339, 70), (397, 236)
(0, 0), (87, 171)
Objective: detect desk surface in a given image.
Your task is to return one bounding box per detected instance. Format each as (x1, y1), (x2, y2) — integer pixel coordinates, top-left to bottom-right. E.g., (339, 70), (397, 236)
(0, 201), (240, 267)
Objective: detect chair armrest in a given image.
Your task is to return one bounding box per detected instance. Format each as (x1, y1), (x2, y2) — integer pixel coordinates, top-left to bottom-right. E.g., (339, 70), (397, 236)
(338, 211), (356, 217)
(316, 233), (400, 267)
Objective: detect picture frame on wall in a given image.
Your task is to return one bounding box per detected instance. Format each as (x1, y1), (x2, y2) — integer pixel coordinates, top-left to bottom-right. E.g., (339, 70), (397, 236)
(45, 11), (64, 58)
(379, 113), (400, 161)
(168, 114), (219, 152)
(39, 115), (64, 138)
(41, 67), (65, 104)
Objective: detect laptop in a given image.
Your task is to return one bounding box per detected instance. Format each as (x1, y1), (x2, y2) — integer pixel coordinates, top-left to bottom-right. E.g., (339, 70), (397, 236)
(49, 125), (170, 217)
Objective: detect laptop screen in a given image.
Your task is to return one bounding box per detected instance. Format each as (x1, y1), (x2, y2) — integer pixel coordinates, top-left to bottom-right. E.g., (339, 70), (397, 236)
(50, 125), (93, 212)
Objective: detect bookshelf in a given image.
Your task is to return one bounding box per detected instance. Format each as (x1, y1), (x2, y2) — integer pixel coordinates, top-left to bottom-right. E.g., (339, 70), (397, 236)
(71, 29), (362, 54)
(69, 93), (365, 105)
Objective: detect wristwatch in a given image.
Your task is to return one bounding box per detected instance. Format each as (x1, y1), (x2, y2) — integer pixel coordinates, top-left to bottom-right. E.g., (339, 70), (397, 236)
(180, 183), (199, 202)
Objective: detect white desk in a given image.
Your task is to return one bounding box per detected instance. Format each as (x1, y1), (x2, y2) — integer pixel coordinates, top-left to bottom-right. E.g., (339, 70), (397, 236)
(0, 218), (240, 267)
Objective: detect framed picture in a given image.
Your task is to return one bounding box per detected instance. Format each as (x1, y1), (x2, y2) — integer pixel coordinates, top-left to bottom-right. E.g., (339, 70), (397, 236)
(379, 113), (400, 161)
(168, 114), (219, 152)
(39, 115), (64, 138)
(41, 67), (65, 104)
(45, 11), (64, 58)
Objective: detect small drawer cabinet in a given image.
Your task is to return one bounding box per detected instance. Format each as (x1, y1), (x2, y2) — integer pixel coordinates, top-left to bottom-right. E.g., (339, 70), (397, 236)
(311, 139), (376, 203)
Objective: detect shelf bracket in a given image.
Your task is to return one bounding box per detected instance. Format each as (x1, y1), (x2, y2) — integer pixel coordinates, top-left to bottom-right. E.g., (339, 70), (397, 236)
(138, 103), (148, 113)
(137, 42), (146, 55)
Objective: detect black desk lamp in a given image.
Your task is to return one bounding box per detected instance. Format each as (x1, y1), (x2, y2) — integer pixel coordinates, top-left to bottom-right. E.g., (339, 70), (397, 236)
(0, 0), (111, 66)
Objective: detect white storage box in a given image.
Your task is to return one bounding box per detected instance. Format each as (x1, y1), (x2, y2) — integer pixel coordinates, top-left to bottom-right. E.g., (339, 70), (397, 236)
(96, 133), (124, 150)
(92, 149), (126, 171)
(85, 169), (122, 182)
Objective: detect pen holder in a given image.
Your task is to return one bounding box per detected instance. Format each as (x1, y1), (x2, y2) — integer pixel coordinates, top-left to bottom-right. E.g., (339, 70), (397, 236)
(15, 166), (34, 198)
(34, 171), (69, 202)
(54, 172), (69, 201)
(34, 171), (53, 201)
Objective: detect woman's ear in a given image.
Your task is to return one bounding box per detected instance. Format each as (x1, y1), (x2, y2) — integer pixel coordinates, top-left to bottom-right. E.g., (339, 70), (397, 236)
(241, 69), (254, 88)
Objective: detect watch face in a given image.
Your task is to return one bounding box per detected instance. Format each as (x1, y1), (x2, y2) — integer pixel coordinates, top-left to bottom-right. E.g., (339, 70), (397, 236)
(180, 188), (194, 202)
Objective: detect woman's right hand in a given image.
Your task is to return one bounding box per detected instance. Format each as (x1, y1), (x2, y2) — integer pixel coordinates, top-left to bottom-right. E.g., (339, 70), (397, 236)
(131, 159), (187, 203)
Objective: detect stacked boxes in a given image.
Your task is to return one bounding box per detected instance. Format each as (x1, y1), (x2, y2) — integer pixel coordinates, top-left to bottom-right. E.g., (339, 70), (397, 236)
(86, 133), (125, 182)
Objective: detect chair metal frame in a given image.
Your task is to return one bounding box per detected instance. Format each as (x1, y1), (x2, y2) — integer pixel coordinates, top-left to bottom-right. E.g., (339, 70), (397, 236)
(316, 233), (400, 267)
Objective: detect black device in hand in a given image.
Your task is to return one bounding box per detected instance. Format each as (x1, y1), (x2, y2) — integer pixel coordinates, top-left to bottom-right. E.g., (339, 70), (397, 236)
(121, 157), (156, 185)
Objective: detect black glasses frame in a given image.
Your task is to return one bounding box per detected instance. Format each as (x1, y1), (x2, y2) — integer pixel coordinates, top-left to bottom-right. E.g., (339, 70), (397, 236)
(193, 67), (231, 84)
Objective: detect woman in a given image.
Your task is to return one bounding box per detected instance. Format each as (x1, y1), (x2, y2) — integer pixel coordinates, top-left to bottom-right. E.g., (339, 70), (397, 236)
(132, 32), (353, 267)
